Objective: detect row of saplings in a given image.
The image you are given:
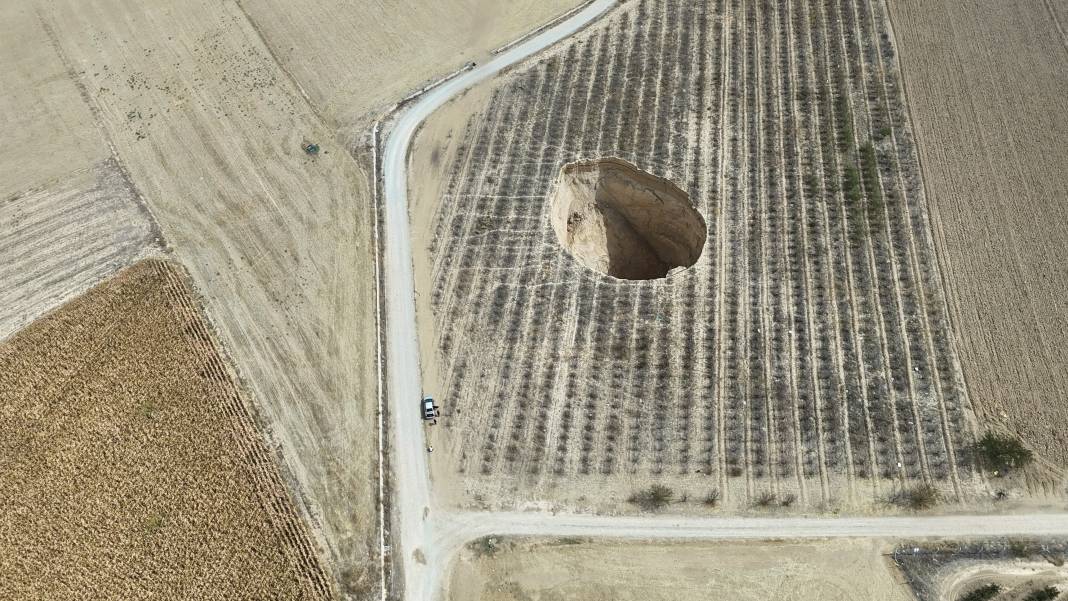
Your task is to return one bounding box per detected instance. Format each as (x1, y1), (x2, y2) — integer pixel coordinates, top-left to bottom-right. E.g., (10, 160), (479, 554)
(627, 432), (1034, 512)
(960, 583), (1060, 601)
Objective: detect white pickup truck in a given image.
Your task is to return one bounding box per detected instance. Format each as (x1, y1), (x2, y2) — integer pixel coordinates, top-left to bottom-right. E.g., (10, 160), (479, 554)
(420, 396), (440, 421)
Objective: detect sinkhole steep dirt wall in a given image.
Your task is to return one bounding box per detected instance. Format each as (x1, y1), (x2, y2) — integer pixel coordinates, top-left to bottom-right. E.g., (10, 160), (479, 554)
(550, 158), (706, 280)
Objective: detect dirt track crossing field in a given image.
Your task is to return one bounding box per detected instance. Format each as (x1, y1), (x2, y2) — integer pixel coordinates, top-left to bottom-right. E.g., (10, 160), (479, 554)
(413, 0), (982, 512)
(0, 260), (333, 600)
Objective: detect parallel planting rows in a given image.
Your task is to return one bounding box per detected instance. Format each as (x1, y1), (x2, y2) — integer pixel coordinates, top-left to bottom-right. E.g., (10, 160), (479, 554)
(426, 0), (976, 508)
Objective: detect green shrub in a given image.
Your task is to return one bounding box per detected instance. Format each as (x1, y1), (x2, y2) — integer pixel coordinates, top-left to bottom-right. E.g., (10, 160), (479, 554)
(703, 488), (721, 507)
(1023, 586), (1059, 601)
(843, 162), (863, 206)
(889, 483), (939, 510)
(975, 432), (1033, 474)
(958, 584), (1000, 601)
(628, 484), (674, 512)
(754, 491), (777, 508)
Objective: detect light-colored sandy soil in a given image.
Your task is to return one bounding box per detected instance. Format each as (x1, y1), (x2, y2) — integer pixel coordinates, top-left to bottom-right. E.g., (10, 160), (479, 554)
(236, 0), (586, 131)
(885, 0), (1068, 480)
(447, 537), (912, 601)
(0, 259), (332, 600)
(0, 5), (159, 336)
(0, 160), (161, 340)
(0, 4), (108, 199)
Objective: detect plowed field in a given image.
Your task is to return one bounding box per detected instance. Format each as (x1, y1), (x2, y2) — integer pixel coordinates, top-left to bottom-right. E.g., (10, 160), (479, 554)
(886, 0), (1068, 487)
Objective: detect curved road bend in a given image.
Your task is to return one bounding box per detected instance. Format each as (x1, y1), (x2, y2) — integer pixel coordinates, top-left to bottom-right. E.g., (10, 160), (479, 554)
(381, 2), (618, 600)
(380, 1), (1068, 599)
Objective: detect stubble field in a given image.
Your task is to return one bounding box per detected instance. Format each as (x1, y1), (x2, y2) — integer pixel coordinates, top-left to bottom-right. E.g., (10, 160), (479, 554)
(0, 260), (332, 600)
(413, 0), (984, 512)
(446, 537), (911, 601)
(1, 160), (161, 340)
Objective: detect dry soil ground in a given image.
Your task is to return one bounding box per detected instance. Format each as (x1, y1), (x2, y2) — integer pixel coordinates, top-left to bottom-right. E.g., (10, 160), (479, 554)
(446, 537), (912, 601)
(893, 540), (1068, 601)
(412, 0), (985, 514)
(885, 0), (1068, 488)
(941, 563), (1068, 601)
(1, 160), (161, 339)
(0, 259), (331, 600)
(0, 4), (161, 341)
(1, 1), (580, 595)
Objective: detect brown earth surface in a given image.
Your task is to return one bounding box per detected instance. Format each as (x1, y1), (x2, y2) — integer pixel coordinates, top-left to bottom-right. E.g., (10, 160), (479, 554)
(886, 0), (1068, 481)
(0, 259), (332, 600)
(446, 537), (912, 601)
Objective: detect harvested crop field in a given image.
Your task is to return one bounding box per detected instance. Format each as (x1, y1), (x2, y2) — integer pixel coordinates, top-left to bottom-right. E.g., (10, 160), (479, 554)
(885, 0), (1068, 483)
(0, 159), (162, 340)
(447, 537), (911, 601)
(413, 0), (983, 511)
(0, 259), (333, 600)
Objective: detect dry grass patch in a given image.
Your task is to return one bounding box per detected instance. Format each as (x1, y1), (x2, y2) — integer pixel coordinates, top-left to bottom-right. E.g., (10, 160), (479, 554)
(0, 259), (333, 600)
(447, 537), (913, 601)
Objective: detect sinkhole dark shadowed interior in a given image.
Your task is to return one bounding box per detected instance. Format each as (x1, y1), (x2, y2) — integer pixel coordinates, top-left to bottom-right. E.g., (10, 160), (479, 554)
(550, 158), (707, 280)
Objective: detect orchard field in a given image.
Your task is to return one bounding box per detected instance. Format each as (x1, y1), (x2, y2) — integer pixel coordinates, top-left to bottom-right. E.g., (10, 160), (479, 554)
(417, 0), (982, 510)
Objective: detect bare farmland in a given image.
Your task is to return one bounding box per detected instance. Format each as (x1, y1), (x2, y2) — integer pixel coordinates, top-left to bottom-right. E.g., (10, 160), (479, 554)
(0, 3), (108, 199)
(447, 537), (911, 601)
(0, 259), (332, 600)
(238, 0), (586, 131)
(413, 0), (984, 511)
(885, 0), (1068, 485)
(0, 160), (161, 340)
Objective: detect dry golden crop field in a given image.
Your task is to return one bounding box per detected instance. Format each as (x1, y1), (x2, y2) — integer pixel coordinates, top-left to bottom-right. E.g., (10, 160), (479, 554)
(0, 259), (332, 600)
(413, 0), (988, 513)
(447, 537), (912, 601)
(885, 0), (1068, 486)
